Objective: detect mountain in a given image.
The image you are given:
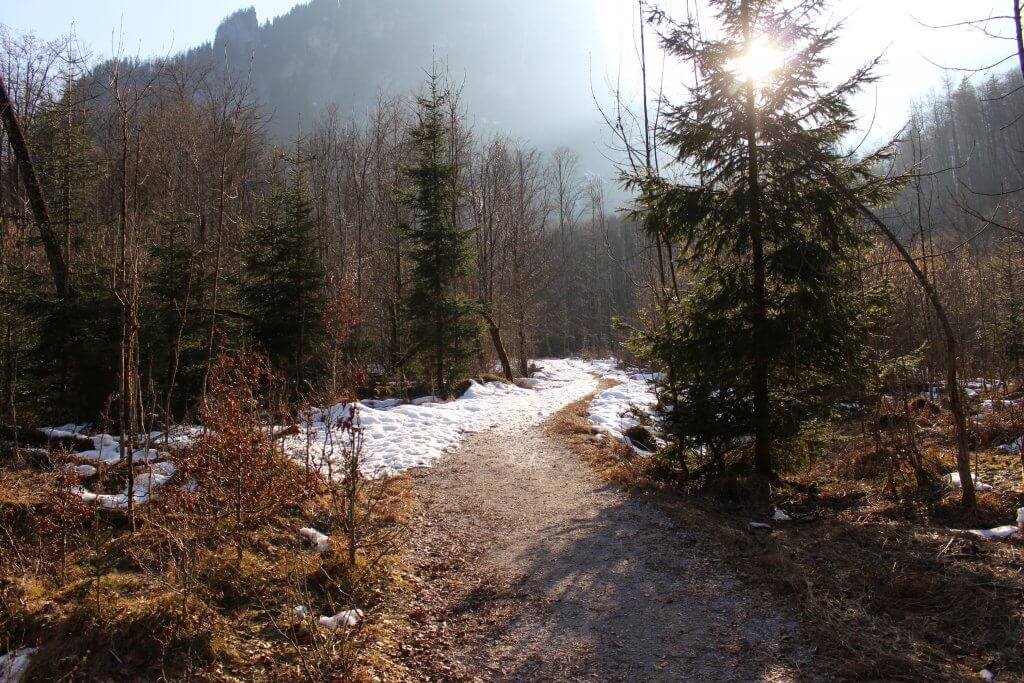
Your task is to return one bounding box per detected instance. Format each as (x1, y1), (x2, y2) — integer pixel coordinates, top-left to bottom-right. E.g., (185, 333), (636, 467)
(187, 0), (617, 181)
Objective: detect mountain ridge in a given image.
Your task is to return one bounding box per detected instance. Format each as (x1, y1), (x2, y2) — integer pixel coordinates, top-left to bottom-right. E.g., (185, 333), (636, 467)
(174, 0), (616, 180)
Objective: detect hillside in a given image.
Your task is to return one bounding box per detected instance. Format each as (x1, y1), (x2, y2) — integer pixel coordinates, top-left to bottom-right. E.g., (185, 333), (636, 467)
(190, 0), (613, 176)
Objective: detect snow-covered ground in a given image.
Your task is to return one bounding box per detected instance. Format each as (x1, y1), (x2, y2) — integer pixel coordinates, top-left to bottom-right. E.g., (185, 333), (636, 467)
(44, 358), (663, 496)
(587, 369), (661, 451)
(0, 647), (35, 683)
(284, 358), (614, 477)
(37, 426), (201, 510)
(70, 461), (176, 510)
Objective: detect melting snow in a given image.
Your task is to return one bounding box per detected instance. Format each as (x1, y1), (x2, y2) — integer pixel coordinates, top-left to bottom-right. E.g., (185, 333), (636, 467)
(319, 608), (363, 628)
(944, 472), (993, 492)
(0, 647), (36, 683)
(997, 437), (1023, 456)
(299, 527), (331, 553)
(957, 507), (1024, 541)
(966, 526), (1017, 540)
(36, 425), (201, 511)
(587, 367), (660, 450)
(773, 508), (792, 522)
(38, 424), (88, 439)
(44, 359), (638, 495)
(70, 461), (176, 509)
(69, 464), (97, 478)
(285, 358), (603, 477)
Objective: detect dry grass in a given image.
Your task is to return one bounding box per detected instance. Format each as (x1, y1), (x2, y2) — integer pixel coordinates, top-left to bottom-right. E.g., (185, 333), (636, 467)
(547, 378), (667, 486)
(0, 449), (414, 681)
(548, 384), (1024, 682)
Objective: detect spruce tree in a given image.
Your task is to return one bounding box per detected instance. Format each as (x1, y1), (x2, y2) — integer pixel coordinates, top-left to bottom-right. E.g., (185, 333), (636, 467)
(630, 0), (899, 477)
(30, 86), (116, 418)
(144, 220), (209, 417)
(402, 68), (479, 396)
(993, 235), (1024, 378)
(242, 163), (324, 389)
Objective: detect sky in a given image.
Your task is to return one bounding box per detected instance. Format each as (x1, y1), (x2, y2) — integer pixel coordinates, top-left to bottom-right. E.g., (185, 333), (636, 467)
(5, 0), (1015, 145)
(595, 0), (1015, 144)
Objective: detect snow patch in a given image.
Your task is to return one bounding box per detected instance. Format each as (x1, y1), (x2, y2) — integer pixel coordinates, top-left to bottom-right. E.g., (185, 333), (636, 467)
(944, 472), (993, 492)
(147, 425), (204, 450)
(0, 647), (36, 683)
(587, 367), (659, 450)
(69, 464), (97, 478)
(70, 461), (176, 509)
(299, 527), (331, 553)
(956, 507), (1024, 540)
(318, 608), (363, 628)
(73, 440), (166, 466)
(966, 526), (1017, 540)
(997, 437), (1023, 456)
(284, 359), (601, 477)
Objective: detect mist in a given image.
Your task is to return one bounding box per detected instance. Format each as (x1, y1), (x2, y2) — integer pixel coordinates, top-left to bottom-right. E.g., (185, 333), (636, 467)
(200, 0), (623, 184)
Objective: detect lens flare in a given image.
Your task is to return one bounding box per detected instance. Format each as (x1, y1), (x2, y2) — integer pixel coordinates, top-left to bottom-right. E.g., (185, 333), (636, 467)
(730, 36), (785, 84)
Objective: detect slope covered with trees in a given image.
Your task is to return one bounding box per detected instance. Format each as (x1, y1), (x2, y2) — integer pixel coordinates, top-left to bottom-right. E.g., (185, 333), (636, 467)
(0, 25), (654, 426)
(109, 0), (616, 182)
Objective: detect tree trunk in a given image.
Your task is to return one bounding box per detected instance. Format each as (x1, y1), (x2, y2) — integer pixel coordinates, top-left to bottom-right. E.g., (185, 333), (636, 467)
(0, 74), (72, 299)
(201, 165), (227, 406)
(482, 312), (514, 381)
(516, 311), (529, 377)
(164, 242), (198, 425)
(3, 322), (16, 452)
(1014, 0), (1024, 82)
(740, 1), (773, 478)
(830, 179), (977, 509)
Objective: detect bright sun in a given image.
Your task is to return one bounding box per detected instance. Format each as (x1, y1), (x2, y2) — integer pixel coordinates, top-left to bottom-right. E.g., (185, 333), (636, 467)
(730, 36), (785, 83)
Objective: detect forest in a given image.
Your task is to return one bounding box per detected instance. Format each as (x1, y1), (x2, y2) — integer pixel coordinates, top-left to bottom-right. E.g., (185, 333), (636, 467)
(1, 0), (1024, 681)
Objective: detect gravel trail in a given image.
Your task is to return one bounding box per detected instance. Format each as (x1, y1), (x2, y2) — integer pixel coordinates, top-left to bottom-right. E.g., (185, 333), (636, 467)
(393, 421), (815, 682)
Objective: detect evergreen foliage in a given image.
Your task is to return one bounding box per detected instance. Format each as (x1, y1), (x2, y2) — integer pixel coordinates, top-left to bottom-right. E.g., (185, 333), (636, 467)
(629, 0), (901, 476)
(242, 163), (324, 389)
(24, 86), (119, 419)
(992, 235), (1024, 376)
(402, 68), (480, 396)
(143, 220), (209, 417)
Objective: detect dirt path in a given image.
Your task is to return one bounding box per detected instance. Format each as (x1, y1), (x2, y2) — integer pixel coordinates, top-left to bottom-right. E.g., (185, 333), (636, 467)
(388, 419), (816, 682)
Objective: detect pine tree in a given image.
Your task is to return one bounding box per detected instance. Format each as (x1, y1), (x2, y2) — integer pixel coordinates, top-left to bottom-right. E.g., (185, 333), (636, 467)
(992, 235), (1024, 378)
(29, 84), (116, 418)
(630, 0), (899, 478)
(402, 68), (479, 396)
(144, 220), (209, 418)
(242, 163), (324, 389)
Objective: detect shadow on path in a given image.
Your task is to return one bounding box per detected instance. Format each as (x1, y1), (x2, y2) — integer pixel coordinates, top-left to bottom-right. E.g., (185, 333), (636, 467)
(402, 425), (815, 682)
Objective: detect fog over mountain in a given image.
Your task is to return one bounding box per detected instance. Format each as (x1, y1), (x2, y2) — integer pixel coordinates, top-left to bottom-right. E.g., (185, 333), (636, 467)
(187, 0), (619, 183)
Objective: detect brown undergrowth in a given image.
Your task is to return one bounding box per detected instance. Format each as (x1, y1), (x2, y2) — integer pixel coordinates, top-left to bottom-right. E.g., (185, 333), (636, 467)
(0, 353), (414, 681)
(547, 379), (652, 480)
(548, 385), (1024, 682)
(0, 464), (412, 681)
